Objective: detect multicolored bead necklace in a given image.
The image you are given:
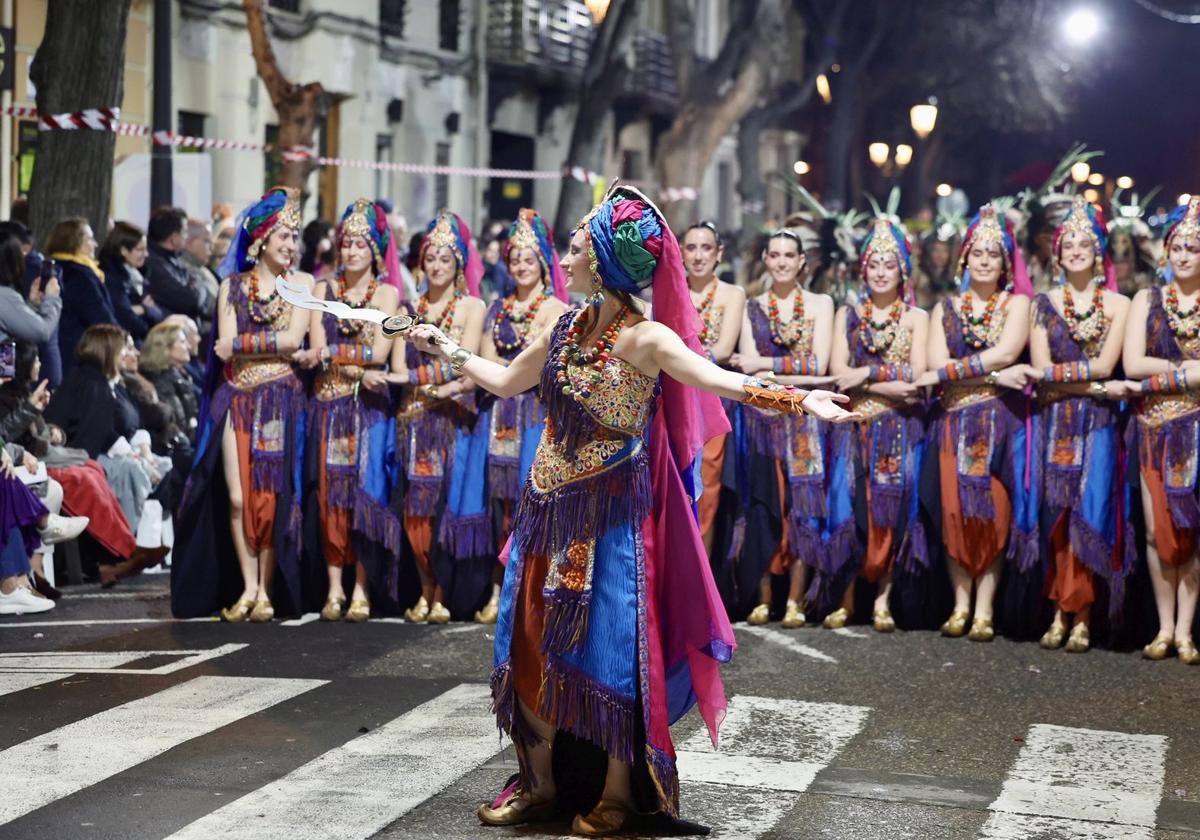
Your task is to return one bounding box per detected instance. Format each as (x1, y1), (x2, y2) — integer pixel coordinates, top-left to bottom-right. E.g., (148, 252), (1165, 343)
(493, 287), (548, 354)
(859, 296), (905, 355)
(1062, 284), (1107, 346)
(245, 271), (285, 326)
(960, 290), (1001, 350)
(1165, 284), (1200, 342)
(333, 273), (380, 337)
(767, 287), (806, 350)
(555, 305), (630, 399)
(416, 288), (464, 333)
(694, 280), (720, 348)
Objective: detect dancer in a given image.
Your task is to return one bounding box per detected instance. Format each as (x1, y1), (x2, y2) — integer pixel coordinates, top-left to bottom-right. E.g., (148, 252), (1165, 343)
(1124, 197), (1200, 663)
(477, 209), (569, 624)
(389, 210), (487, 624)
(820, 218), (928, 632)
(1029, 197), (1135, 653)
(400, 186), (853, 835)
(306, 199), (403, 622)
(171, 187), (312, 621)
(732, 229), (835, 628)
(913, 205), (1037, 641)
(682, 221), (745, 566)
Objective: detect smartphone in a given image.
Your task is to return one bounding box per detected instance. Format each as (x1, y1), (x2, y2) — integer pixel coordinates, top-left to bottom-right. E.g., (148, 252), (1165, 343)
(40, 258), (56, 282)
(0, 341), (15, 380)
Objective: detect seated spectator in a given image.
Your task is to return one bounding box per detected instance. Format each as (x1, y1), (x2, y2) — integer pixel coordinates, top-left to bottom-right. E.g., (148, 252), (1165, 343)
(301, 219), (336, 282)
(0, 228), (61, 347)
(45, 217), (117, 377)
(45, 324), (138, 459)
(161, 313), (206, 397)
(211, 226), (233, 274)
(0, 220), (65, 389)
(139, 322), (199, 438)
(99, 221), (164, 344)
(144, 207), (204, 323)
(181, 218), (219, 329)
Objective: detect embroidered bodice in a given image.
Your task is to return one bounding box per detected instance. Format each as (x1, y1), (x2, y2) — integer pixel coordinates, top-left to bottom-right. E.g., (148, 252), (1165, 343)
(846, 306), (914, 419)
(317, 282), (379, 401)
(227, 272), (296, 390)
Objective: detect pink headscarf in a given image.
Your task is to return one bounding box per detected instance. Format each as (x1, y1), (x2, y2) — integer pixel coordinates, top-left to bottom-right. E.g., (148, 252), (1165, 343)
(453, 212), (484, 298)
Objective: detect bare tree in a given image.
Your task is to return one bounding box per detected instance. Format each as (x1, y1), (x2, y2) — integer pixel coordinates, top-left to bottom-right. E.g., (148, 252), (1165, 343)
(28, 0), (133, 243)
(553, 0), (641, 237)
(655, 0), (789, 230)
(243, 0), (324, 201)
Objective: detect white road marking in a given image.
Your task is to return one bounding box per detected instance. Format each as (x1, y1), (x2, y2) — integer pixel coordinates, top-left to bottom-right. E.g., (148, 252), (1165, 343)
(980, 724), (1168, 840)
(736, 624), (838, 663)
(60, 590), (170, 600)
(832, 627), (869, 639)
(0, 675), (326, 825)
(0, 644), (247, 675)
(677, 695), (871, 838)
(0, 672), (72, 697)
(0, 618), (216, 629)
(279, 613), (320, 626)
(164, 683), (502, 840)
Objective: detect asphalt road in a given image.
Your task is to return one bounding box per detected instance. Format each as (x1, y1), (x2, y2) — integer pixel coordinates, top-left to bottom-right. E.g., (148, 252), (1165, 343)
(1, 575), (1198, 840)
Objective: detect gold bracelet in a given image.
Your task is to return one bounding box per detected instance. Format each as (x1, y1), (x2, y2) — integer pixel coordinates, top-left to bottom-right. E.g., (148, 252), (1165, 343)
(1089, 381), (1108, 399)
(449, 347), (473, 371)
(987, 369), (1001, 386)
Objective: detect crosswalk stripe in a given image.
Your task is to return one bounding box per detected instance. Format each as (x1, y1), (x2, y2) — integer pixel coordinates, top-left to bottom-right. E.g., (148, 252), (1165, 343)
(677, 695), (871, 838)
(0, 644), (247, 675)
(0, 675), (326, 826)
(0, 672), (71, 697)
(163, 683), (501, 840)
(735, 625), (838, 663)
(980, 724), (1168, 839)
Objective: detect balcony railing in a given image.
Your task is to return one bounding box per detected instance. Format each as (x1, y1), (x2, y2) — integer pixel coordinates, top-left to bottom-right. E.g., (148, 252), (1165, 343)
(487, 0), (677, 106)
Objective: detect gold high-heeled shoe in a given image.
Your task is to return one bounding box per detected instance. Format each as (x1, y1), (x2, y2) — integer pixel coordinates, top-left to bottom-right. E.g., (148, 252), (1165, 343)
(940, 610), (969, 637)
(320, 596), (346, 622)
(1065, 624), (1090, 654)
(474, 591), (499, 625)
(872, 609), (895, 633)
(345, 599), (371, 623)
(1142, 634), (1173, 661)
(823, 607), (849, 629)
(477, 788), (556, 827)
(968, 616), (994, 642)
(249, 599), (274, 623)
(404, 596), (430, 623)
(571, 798), (635, 837)
(1177, 638), (1200, 665)
(221, 596), (255, 623)
(747, 603), (771, 626)
(427, 601), (450, 624)
(781, 601), (806, 629)
(1040, 623), (1067, 650)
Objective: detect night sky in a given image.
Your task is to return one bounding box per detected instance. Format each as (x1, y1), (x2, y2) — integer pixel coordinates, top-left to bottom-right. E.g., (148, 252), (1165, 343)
(1065, 0), (1200, 205)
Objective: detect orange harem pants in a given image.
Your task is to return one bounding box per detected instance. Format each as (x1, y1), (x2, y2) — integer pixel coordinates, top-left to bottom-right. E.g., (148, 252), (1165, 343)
(937, 426), (1011, 579)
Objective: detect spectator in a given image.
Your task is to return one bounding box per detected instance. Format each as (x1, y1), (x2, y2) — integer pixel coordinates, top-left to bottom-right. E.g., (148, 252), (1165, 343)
(300, 219), (336, 281)
(180, 218), (219, 328)
(0, 229), (61, 347)
(0, 220), (63, 388)
(139, 322), (199, 439)
(160, 313), (205, 398)
(144, 207), (204, 322)
(99, 221), (164, 344)
(211, 227), (233, 275)
(44, 217), (117, 376)
(45, 324), (140, 460)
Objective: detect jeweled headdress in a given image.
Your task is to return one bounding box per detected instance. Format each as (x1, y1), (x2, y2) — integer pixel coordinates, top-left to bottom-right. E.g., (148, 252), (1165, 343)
(338, 198), (389, 277)
(217, 186), (302, 278)
(956, 204), (1034, 297)
(1051, 196), (1116, 290)
(1160, 197), (1200, 281)
(502, 207), (568, 301)
(858, 217), (912, 284)
(416, 209), (482, 296)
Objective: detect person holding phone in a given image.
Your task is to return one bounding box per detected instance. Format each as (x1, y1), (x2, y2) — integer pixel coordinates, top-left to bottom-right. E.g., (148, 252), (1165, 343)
(0, 230), (61, 351)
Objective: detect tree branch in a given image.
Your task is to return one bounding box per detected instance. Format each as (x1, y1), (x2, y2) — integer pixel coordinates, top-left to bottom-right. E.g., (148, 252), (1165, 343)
(664, 0), (695, 101)
(243, 0), (295, 104)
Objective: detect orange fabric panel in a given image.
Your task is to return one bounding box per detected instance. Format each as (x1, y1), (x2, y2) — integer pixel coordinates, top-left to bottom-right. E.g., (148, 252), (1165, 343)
(1045, 513), (1095, 613)
(404, 514), (434, 575)
(697, 434), (726, 539)
(937, 427), (1011, 579)
(768, 458), (795, 575)
(317, 432), (354, 568)
(512, 549), (549, 719)
(233, 425), (277, 554)
(1141, 459), (1197, 567)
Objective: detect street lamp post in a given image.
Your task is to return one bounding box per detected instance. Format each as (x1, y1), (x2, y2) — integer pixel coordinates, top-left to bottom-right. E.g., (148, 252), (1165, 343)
(868, 143), (890, 169)
(585, 0), (610, 24)
(910, 102), (938, 140)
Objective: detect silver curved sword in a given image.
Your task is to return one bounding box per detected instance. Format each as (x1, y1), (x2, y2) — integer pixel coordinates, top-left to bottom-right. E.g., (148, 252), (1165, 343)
(275, 277), (435, 340)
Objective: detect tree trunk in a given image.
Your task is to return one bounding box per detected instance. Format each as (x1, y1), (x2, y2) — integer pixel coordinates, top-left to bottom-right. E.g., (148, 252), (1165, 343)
(243, 0), (324, 206)
(553, 0), (639, 236)
(734, 109), (769, 250)
(823, 64), (863, 211)
(28, 0), (133, 244)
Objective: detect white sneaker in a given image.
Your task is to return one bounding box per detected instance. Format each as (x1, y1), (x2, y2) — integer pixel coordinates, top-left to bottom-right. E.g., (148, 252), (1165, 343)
(38, 513), (90, 546)
(0, 586), (55, 614)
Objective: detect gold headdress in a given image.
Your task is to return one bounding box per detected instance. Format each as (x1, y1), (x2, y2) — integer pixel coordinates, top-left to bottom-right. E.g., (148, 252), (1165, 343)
(338, 198), (385, 275)
(245, 186), (302, 262)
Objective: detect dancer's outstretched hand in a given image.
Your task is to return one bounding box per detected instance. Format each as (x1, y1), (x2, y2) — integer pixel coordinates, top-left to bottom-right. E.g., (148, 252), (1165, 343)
(800, 389), (860, 423)
(407, 324), (450, 355)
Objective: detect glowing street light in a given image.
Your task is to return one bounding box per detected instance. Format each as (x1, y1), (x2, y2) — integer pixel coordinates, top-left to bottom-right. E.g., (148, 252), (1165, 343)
(1063, 7), (1102, 45)
(1070, 161), (1091, 184)
(868, 143), (890, 168)
(816, 74), (832, 105)
(894, 144), (913, 168)
(1116, 175), (1134, 190)
(585, 0), (610, 23)
(936, 183), (953, 198)
(910, 103), (938, 139)
(793, 160), (811, 176)
(1180, 194), (1193, 206)
(1083, 188), (1100, 204)
(1087, 172), (1105, 186)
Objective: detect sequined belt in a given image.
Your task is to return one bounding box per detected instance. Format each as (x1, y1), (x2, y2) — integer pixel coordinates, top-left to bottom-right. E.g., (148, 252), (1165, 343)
(940, 384), (999, 412)
(850, 392), (900, 421)
(1138, 392), (1200, 429)
(529, 434), (642, 494)
(229, 357), (296, 390)
(314, 367), (358, 402)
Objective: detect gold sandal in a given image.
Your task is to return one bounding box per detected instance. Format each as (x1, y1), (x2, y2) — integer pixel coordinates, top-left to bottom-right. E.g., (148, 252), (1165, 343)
(940, 610), (969, 638)
(320, 596), (346, 622)
(427, 601), (450, 624)
(1142, 634), (1173, 661)
(404, 596), (430, 623)
(872, 609), (895, 633)
(474, 591), (499, 625)
(780, 600), (806, 629)
(1039, 623), (1067, 650)
(1177, 638), (1200, 665)
(747, 603), (771, 626)
(1064, 624), (1090, 654)
(221, 596), (255, 623)
(249, 599), (274, 623)
(345, 599), (371, 623)
(823, 607), (849, 629)
(968, 616), (994, 642)
(571, 797), (634, 837)
(477, 788), (555, 827)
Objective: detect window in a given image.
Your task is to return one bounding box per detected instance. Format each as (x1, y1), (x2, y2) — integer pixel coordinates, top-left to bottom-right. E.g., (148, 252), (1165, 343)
(268, 0), (301, 12)
(435, 142), (451, 211)
(264, 125), (282, 192)
(439, 0), (460, 51)
(620, 149), (643, 181)
(375, 133), (393, 202)
(380, 0), (406, 38)
(177, 111), (207, 154)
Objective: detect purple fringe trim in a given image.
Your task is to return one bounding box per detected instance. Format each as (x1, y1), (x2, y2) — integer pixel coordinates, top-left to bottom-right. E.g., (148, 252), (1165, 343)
(869, 485), (904, 530)
(645, 744), (681, 818)
(789, 476), (827, 518)
(328, 467), (357, 508)
(513, 448), (651, 560)
(726, 514), (746, 562)
(488, 458), (521, 503)
(744, 408), (788, 459)
(786, 514), (825, 568)
(539, 657), (635, 764)
(252, 453), (286, 494)
(405, 476), (443, 517)
(1168, 489), (1200, 529)
(490, 660), (516, 734)
(1007, 527), (1040, 574)
(540, 589), (590, 657)
(897, 517), (930, 573)
(355, 488), (402, 553)
(437, 510), (492, 560)
(1044, 467), (1081, 511)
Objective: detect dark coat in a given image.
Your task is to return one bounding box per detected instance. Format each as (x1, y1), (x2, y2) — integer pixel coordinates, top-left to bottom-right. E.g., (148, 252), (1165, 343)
(99, 253), (164, 343)
(144, 243), (202, 318)
(44, 363), (139, 458)
(56, 259), (118, 375)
